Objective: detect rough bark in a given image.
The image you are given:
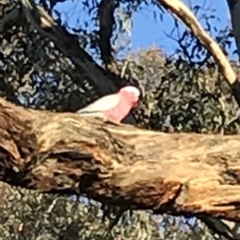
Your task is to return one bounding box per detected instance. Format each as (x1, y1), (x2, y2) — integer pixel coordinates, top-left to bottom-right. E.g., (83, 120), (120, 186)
(1, 97), (240, 223)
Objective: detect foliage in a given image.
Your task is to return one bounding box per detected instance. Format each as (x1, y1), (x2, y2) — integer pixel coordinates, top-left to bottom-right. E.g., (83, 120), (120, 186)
(131, 46), (240, 136)
(0, 0), (238, 239)
(0, 183), (215, 240)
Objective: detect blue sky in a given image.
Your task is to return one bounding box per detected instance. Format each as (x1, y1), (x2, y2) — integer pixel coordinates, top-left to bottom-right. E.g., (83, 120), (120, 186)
(132, 0), (231, 54)
(54, 0), (235, 59)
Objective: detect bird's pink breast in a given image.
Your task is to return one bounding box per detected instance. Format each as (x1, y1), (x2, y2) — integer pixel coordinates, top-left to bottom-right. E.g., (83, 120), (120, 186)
(103, 96), (132, 122)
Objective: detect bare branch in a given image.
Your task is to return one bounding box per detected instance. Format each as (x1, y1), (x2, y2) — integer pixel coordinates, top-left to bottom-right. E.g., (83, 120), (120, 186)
(98, 0), (119, 75)
(20, 0), (118, 95)
(158, 0), (236, 84)
(157, 0), (240, 109)
(1, 97), (240, 223)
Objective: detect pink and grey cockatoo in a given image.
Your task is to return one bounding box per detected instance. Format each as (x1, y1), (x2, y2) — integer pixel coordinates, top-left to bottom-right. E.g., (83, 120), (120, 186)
(77, 86), (140, 123)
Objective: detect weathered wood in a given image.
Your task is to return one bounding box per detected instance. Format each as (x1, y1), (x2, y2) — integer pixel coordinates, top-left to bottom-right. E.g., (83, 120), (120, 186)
(1, 97), (240, 222)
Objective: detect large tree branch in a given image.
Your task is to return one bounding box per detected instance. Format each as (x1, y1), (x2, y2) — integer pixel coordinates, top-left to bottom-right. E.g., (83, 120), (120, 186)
(1, 97), (240, 222)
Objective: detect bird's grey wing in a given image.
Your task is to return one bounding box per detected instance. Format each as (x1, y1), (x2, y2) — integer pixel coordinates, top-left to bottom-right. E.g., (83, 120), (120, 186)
(77, 94), (120, 113)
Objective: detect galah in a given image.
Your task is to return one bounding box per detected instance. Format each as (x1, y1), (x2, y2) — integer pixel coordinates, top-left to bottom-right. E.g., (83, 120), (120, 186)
(77, 86), (140, 123)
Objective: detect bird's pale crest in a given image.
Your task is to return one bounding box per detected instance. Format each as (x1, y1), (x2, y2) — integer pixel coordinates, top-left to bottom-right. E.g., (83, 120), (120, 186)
(119, 86), (140, 97)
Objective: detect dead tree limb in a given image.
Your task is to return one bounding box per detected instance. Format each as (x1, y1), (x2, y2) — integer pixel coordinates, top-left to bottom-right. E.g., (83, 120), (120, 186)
(1, 97), (240, 222)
